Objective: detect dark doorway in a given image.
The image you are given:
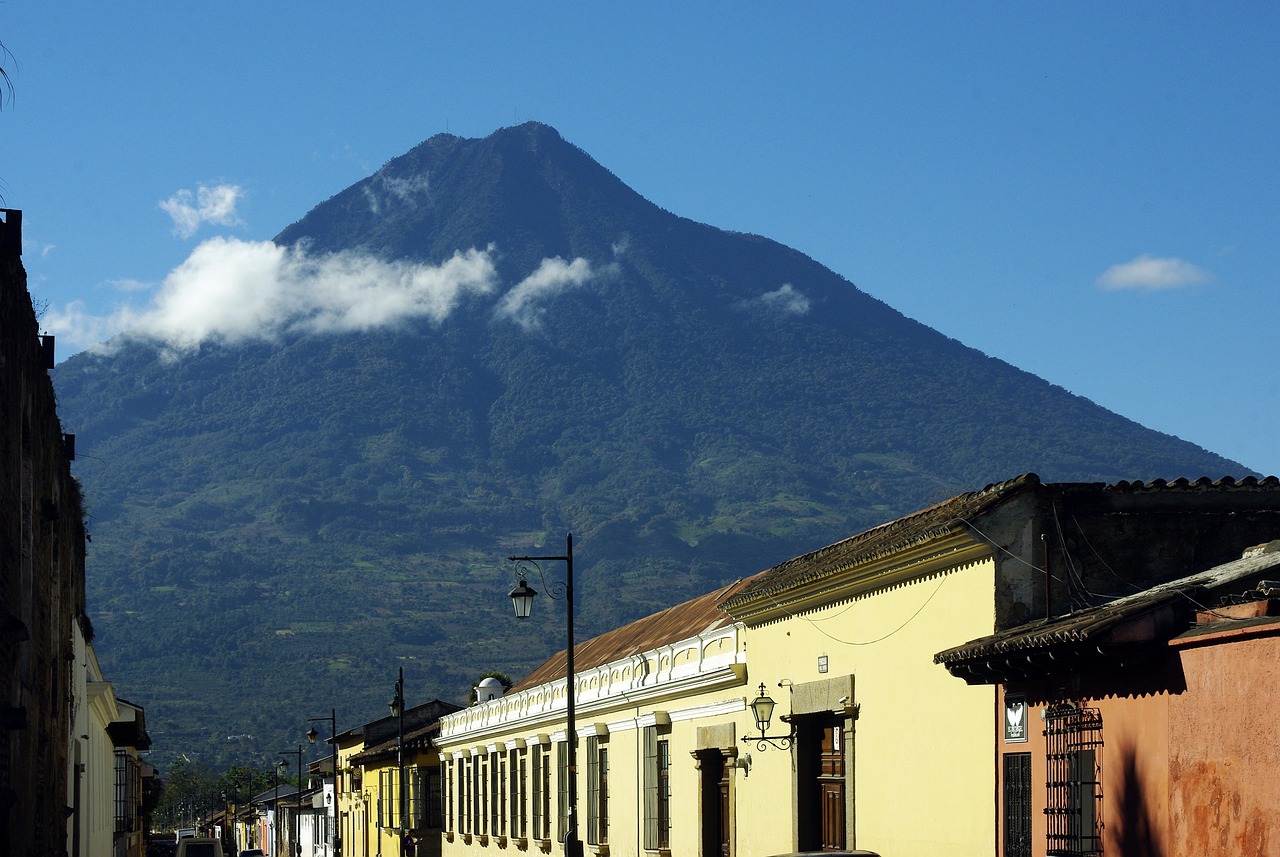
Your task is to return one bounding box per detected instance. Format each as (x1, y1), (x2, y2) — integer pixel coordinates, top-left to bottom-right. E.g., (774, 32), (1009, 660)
(797, 714), (846, 851)
(698, 750), (731, 857)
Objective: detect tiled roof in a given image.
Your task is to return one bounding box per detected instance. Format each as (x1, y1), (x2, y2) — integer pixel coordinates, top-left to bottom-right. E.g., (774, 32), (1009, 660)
(720, 473), (1280, 615)
(719, 473), (1040, 612)
(510, 573), (762, 693)
(347, 699), (463, 764)
(934, 541), (1280, 671)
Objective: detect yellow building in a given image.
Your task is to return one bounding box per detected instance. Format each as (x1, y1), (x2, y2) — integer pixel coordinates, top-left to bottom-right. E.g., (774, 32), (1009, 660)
(339, 699), (462, 857)
(435, 474), (1280, 857)
(437, 578), (754, 857)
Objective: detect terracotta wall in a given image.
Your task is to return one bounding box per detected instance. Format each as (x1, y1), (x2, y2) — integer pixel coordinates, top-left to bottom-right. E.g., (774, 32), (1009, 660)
(1168, 627), (1280, 857)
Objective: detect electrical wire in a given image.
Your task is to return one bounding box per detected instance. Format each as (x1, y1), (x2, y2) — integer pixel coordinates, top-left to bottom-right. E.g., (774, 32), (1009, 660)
(758, 573), (948, 646)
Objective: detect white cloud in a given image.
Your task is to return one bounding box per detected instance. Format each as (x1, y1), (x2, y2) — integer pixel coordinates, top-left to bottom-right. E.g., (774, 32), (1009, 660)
(1095, 254), (1212, 292)
(159, 183), (245, 239)
(43, 238), (500, 355)
(738, 283), (811, 315)
(494, 256), (595, 330)
(363, 171), (433, 216)
(42, 300), (138, 354)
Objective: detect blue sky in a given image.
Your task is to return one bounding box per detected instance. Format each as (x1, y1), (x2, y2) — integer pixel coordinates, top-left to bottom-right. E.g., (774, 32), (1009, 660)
(4, 3), (1278, 476)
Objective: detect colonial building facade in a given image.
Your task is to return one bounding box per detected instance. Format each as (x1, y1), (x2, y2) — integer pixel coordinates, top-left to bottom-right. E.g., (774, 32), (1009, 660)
(2, 207), (153, 857)
(937, 539), (1280, 857)
(434, 474), (1280, 857)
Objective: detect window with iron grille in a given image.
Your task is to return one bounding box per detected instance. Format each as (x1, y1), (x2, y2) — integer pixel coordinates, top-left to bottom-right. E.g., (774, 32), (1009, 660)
(509, 747), (527, 839)
(408, 765), (441, 829)
(114, 751), (140, 834)
(379, 769), (400, 829)
(490, 751), (505, 837)
(586, 737), (609, 846)
(1044, 703), (1103, 857)
(556, 741), (568, 843)
(643, 726), (672, 850)
(442, 760), (453, 833)
(1004, 753), (1032, 857)
(532, 744), (550, 841)
(465, 762), (476, 833)
(407, 766), (420, 827)
(475, 754), (487, 836)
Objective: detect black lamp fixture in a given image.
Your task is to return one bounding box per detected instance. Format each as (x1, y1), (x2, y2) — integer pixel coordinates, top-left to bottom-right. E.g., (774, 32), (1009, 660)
(508, 533), (581, 857)
(742, 682), (796, 751)
(508, 576), (538, 619)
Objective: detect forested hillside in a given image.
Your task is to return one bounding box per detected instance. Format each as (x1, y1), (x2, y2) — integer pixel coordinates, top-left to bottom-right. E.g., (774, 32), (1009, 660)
(53, 123), (1244, 770)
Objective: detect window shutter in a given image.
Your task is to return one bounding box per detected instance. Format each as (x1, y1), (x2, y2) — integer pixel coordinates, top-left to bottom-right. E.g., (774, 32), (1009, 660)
(531, 747), (543, 839)
(556, 741), (567, 842)
(586, 737), (600, 845)
(643, 727), (658, 849)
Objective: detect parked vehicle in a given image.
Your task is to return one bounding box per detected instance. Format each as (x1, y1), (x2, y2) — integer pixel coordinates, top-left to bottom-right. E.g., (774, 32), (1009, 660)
(239, 850), (266, 857)
(174, 838), (224, 857)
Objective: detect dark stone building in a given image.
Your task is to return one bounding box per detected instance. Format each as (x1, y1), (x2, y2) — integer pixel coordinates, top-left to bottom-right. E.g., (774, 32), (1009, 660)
(1, 208), (89, 856)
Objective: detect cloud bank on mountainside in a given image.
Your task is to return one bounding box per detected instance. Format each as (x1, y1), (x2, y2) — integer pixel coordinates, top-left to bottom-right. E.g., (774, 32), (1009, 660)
(43, 237), (614, 356)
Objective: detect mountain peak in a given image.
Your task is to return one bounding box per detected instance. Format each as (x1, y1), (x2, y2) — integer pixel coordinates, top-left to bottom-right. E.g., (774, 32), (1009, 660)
(52, 124), (1246, 770)
(274, 122), (650, 276)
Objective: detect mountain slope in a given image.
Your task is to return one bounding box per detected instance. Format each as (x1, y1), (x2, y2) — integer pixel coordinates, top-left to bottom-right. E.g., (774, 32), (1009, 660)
(52, 122), (1243, 770)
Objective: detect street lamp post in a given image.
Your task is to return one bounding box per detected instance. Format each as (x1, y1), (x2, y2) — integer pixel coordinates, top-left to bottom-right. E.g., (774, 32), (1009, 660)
(281, 746), (303, 857)
(388, 668), (406, 856)
(275, 762), (285, 857)
(308, 708), (340, 857)
(508, 533), (580, 857)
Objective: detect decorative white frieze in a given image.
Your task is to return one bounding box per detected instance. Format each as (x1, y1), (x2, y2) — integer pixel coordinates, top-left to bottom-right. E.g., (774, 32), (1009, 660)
(440, 623), (746, 744)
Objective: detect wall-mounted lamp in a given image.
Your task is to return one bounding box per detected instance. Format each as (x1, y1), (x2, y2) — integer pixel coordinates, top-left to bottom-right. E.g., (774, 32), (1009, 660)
(732, 753), (752, 776)
(741, 682), (796, 751)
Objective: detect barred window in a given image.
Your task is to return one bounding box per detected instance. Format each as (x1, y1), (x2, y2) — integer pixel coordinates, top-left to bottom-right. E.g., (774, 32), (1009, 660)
(475, 754), (487, 836)
(643, 726), (672, 849)
(556, 741), (568, 843)
(407, 765), (442, 830)
(379, 769), (400, 829)
(114, 751), (140, 834)
(1044, 703), (1103, 857)
(442, 760), (453, 833)
(490, 751), (505, 837)
(509, 747), (527, 839)
(532, 744), (550, 841)
(459, 757), (471, 835)
(586, 737), (609, 846)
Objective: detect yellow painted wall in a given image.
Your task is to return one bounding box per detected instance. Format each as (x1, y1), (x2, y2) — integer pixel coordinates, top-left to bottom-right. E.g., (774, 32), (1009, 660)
(742, 558), (997, 857)
(438, 625), (752, 857)
(437, 557), (997, 857)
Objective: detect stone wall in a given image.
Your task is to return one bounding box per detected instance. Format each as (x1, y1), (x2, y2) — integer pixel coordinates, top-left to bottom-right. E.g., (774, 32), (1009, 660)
(1, 208), (88, 857)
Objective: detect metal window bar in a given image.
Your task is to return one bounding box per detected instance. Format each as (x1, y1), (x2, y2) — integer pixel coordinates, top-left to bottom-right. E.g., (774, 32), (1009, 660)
(1044, 703), (1104, 857)
(426, 766), (442, 830)
(586, 737), (599, 845)
(556, 741), (567, 843)
(642, 728), (658, 849)
(508, 749), (524, 839)
(1004, 753), (1032, 857)
(114, 751), (129, 833)
(532, 747), (544, 840)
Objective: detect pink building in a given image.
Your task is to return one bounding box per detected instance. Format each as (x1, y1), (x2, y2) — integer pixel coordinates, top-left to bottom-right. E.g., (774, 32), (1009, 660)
(938, 541), (1280, 857)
